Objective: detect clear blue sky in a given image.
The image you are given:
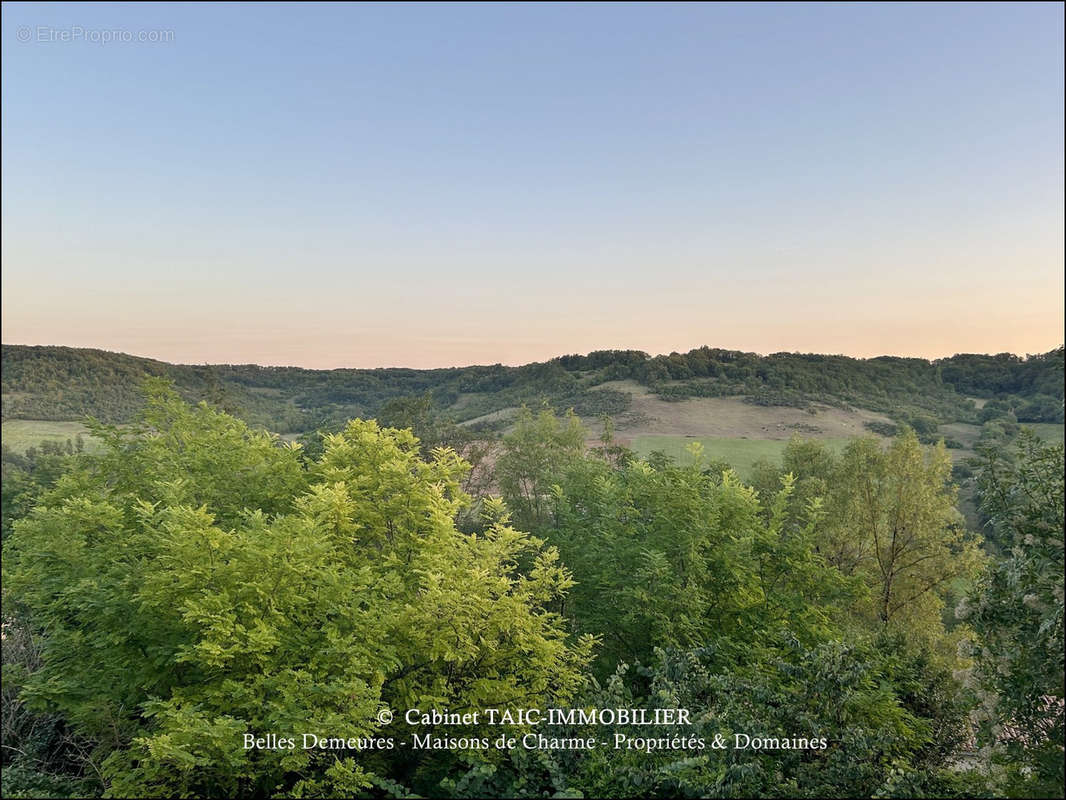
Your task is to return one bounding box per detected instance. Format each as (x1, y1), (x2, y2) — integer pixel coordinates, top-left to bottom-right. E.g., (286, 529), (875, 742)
(2, 2), (1063, 367)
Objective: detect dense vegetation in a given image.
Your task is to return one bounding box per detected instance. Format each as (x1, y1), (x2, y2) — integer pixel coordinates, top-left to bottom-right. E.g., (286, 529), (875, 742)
(2, 381), (1062, 798)
(4, 345), (1062, 436)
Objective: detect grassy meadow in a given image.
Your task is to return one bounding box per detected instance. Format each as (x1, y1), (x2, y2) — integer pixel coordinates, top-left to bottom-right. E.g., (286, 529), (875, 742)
(630, 435), (857, 477)
(1027, 422), (1065, 443)
(2, 420), (97, 453)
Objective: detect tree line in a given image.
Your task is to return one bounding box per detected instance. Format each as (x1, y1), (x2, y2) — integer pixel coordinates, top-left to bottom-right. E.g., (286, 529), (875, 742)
(3, 345), (1062, 437)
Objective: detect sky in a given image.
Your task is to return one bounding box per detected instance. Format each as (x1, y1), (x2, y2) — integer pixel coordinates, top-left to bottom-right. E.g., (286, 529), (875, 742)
(2, 2), (1063, 369)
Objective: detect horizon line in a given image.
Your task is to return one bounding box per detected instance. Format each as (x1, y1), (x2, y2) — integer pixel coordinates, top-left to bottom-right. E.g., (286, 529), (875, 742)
(3, 340), (1063, 373)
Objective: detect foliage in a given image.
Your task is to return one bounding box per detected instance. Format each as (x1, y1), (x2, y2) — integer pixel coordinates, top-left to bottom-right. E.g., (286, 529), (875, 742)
(963, 431), (1065, 797)
(865, 420), (900, 437)
(1, 441), (82, 542)
(2, 376), (1060, 798)
(2, 384), (593, 797)
(441, 641), (974, 798)
(530, 452), (853, 674)
(774, 432), (986, 650)
(373, 392), (497, 500)
(494, 406), (586, 530)
(4, 344), (1062, 437)
(2, 609), (101, 797)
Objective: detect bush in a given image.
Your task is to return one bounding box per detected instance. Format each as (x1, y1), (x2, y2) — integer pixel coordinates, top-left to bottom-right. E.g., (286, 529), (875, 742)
(865, 421), (899, 437)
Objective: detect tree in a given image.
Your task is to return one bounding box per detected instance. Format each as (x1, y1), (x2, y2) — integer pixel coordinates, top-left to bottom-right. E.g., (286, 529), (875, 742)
(2, 384), (593, 797)
(516, 432), (852, 674)
(963, 431), (1064, 797)
(494, 406), (585, 530)
(374, 392), (496, 500)
(442, 641), (979, 799)
(815, 431), (985, 646)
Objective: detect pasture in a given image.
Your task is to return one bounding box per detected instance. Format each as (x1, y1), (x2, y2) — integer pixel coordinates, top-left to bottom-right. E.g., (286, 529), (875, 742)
(1027, 423), (1065, 443)
(630, 435), (856, 477)
(2, 420), (97, 453)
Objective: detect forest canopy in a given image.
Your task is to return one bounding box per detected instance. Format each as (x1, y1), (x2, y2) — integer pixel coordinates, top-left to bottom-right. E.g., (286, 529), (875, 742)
(3, 344), (1063, 434)
(2, 383), (1062, 798)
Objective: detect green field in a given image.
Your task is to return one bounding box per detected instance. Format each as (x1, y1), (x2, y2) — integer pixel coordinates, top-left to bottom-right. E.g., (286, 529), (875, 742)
(1026, 423), (1065, 443)
(4, 418), (1059, 467)
(2, 420), (97, 453)
(630, 435), (856, 476)
(632, 424), (1064, 479)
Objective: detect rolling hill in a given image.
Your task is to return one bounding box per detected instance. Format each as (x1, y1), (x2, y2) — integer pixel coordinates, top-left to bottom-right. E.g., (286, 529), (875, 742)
(2, 344), (1062, 458)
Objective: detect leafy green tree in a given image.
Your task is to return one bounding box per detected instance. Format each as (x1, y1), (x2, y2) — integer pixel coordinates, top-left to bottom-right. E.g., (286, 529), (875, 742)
(750, 437), (839, 534)
(809, 432), (985, 648)
(962, 431), (1064, 797)
(441, 641), (978, 799)
(494, 406), (585, 530)
(374, 392), (496, 500)
(516, 431), (853, 674)
(1, 443), (80, 543)
(3, 384), (593, 797)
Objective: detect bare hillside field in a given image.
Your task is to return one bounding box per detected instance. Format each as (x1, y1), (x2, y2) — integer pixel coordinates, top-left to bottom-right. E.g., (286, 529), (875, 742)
(588, 380), (893, 441)
(458, 407), (519, 429)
